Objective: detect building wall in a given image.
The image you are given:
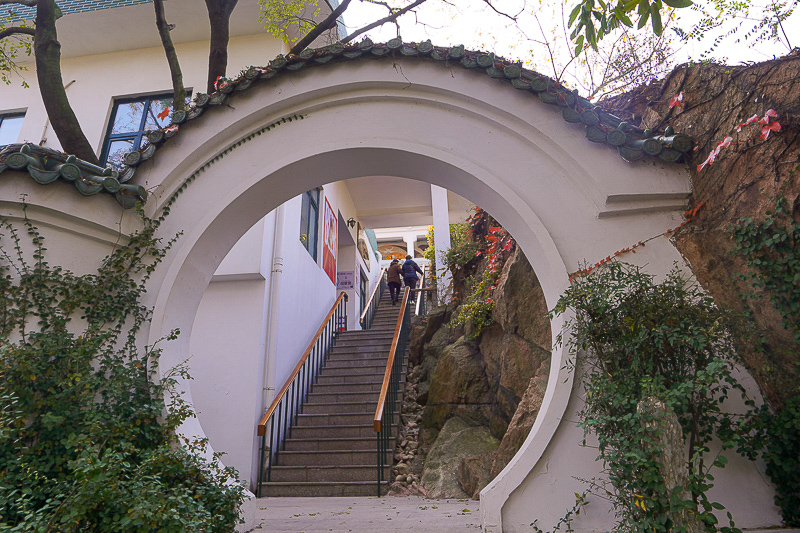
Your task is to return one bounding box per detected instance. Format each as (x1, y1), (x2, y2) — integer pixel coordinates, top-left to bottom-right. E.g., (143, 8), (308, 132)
(3, 33), (283, 153)
(188, 182), (382, 488)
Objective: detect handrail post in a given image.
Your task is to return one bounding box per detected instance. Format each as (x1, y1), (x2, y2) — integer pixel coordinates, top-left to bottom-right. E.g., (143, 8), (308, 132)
(374, 286), (412, 496)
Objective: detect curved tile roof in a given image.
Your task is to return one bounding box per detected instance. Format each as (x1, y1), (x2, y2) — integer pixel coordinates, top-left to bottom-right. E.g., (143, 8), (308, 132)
(0, 39), (692, 208)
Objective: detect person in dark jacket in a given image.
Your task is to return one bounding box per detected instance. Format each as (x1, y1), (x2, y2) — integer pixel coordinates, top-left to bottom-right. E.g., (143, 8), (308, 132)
(386, 259), (403, 305)
(402, 255), (424, 300)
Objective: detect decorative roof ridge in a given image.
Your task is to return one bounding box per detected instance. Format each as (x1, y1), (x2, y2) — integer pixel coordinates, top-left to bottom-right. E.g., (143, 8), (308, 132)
(0, 143), (147, 209)
(121, 39), (693, 180)
(0, 39), (694, 209)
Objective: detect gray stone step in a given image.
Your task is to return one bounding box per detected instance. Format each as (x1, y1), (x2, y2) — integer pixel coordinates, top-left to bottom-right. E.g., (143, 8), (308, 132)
(277, 449), (389, 466)
(315, 373), (383, 385)
(319, 364), (386, 377)
(310, 381), (382, 394)
(289, 424), (382, 439)
(306, 391), (379, 403)
(283, 436), (377, 452)
(295, 412), (373, 427)
(268, 464), (390, 483)
(302, 401), (376, 415)
(258, 481), (387, 497)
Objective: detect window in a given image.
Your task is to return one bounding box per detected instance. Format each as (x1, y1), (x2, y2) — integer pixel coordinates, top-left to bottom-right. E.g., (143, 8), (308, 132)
(300, 188), (320, 261)
(0, 113), (25, 148)
(100, 94), (186, 171)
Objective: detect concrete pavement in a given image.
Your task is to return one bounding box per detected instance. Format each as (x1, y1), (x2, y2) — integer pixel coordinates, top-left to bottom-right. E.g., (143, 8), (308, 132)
(250, 496), (481, 532)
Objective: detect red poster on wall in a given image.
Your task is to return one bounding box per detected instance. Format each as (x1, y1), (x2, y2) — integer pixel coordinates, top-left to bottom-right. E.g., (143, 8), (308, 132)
(322, 198), (337, 285)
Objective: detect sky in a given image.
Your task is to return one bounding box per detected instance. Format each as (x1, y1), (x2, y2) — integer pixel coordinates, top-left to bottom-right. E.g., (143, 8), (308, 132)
(338, 0), (798, 96)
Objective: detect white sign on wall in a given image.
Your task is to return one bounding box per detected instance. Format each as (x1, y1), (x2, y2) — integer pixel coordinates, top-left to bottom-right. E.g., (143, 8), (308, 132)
(337, 271), (355, 290)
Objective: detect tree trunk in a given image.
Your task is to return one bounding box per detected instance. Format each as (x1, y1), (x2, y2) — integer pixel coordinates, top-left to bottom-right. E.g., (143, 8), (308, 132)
(154, 0), (186, 111)
(204, 0), (238, 94)
(34, 0), (100, 165)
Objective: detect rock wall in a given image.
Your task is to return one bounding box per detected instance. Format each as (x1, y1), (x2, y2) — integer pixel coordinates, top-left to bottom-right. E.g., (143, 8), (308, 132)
(404, 247), (552, 499)
(604, 54), (800, 410)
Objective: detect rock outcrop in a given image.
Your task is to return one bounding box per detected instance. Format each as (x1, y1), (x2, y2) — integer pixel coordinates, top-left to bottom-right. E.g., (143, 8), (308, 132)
(403, 247), (552, 499)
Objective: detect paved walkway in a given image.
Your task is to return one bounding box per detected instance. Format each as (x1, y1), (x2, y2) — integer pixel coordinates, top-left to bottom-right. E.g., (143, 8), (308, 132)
(250, 496), (481, 532)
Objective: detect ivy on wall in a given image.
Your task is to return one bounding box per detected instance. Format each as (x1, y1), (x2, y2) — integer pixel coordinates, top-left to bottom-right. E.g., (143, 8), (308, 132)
(0, 203), (244, 532)
(731, 193), (800, 526)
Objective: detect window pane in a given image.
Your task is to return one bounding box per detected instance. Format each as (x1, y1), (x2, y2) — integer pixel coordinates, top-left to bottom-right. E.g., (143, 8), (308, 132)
(111, 101), (145, 134)
(144, 97), (175, 131)
(300, 192), (311, 249)
(0, 115), (25, 146)
(308, 192), (319, 261)
(105, 138), (136, 171)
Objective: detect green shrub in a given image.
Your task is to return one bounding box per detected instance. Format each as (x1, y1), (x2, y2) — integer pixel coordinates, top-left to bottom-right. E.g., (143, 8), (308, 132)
(0, 205), (244, 532)
(551, 261), (756, 533)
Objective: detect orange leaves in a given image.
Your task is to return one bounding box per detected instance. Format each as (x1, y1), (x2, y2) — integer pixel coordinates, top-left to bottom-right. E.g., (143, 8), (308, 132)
(700, 109), (782, 172)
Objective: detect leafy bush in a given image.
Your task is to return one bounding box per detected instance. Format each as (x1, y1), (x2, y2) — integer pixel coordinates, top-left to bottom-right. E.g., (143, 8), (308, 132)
(551, 262), (756, 533)
(0, 205), (244, 532)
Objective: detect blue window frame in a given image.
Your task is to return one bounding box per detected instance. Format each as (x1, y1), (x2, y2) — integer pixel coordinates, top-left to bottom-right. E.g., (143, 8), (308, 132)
(0, 113), (25, 148)
(300, 188), (320, 261)
(100, 94), (185, 171)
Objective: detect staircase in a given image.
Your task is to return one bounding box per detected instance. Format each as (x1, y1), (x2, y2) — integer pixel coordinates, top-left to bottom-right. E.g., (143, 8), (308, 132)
(259, 291), (406, 497)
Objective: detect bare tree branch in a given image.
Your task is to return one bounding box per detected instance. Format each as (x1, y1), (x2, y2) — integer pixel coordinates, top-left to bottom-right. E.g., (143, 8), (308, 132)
(341, 0), (429, 44)
(289, 0), (352, 55)
(153, 0), (186, 110)
(0, 26), (35, 39)
(481, 0), (520, 21)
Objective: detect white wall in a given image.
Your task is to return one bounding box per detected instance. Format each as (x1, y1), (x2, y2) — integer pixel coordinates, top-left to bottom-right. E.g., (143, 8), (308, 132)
(2, 33), (283, 154)
(187, 180), (384, 488)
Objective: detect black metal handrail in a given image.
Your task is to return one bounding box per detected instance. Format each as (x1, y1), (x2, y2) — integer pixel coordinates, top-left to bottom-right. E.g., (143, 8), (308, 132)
(256, 292), (348, 495)
(360, 267), (387, 330)
(373, 286), (411, 496)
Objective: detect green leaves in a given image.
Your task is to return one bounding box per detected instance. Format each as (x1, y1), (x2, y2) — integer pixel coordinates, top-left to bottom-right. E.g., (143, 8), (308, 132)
(553, 261), (754, 532)
(0, 206), (244, 531)
(567, 0), (691, 52)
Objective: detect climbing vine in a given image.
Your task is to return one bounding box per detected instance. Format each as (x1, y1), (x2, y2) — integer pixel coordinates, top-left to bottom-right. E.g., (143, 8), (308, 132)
(551, 261), (756, 533)
(0, 203), (244, 531)
(445, 209), (515, 339)
(731, 193), (800, 526)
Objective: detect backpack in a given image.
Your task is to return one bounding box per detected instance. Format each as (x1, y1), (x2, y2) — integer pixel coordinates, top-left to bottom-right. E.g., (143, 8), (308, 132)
(402, 260), (418, 279)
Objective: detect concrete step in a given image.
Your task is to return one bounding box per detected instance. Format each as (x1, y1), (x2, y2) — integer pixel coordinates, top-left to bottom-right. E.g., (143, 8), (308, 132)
(315, 373), (383, 385)
(295, 412), (373, 427)
(289, 424), (384, 439)
(322, 356), (389, 367)
(302, 401), (377, 415)
(283, 436), (377, 451)
(306, 391), (380, 403)
(319, 364), (386, 377)
(328, 344), (393, 355)
(310, 381), (383, 394)
(258, 481), (387, 497)
(268, 464), (390, 483)
(277, 449), (389, 466)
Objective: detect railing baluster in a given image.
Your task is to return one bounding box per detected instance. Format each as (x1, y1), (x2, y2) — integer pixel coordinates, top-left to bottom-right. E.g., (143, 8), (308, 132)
(256, 292), (349, 493)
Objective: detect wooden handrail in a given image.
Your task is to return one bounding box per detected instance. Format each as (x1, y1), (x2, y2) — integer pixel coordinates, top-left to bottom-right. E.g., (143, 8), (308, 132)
(373, 287), (410, 433)
(257, 291), (348, 436)
(359, 267), (386, 324)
